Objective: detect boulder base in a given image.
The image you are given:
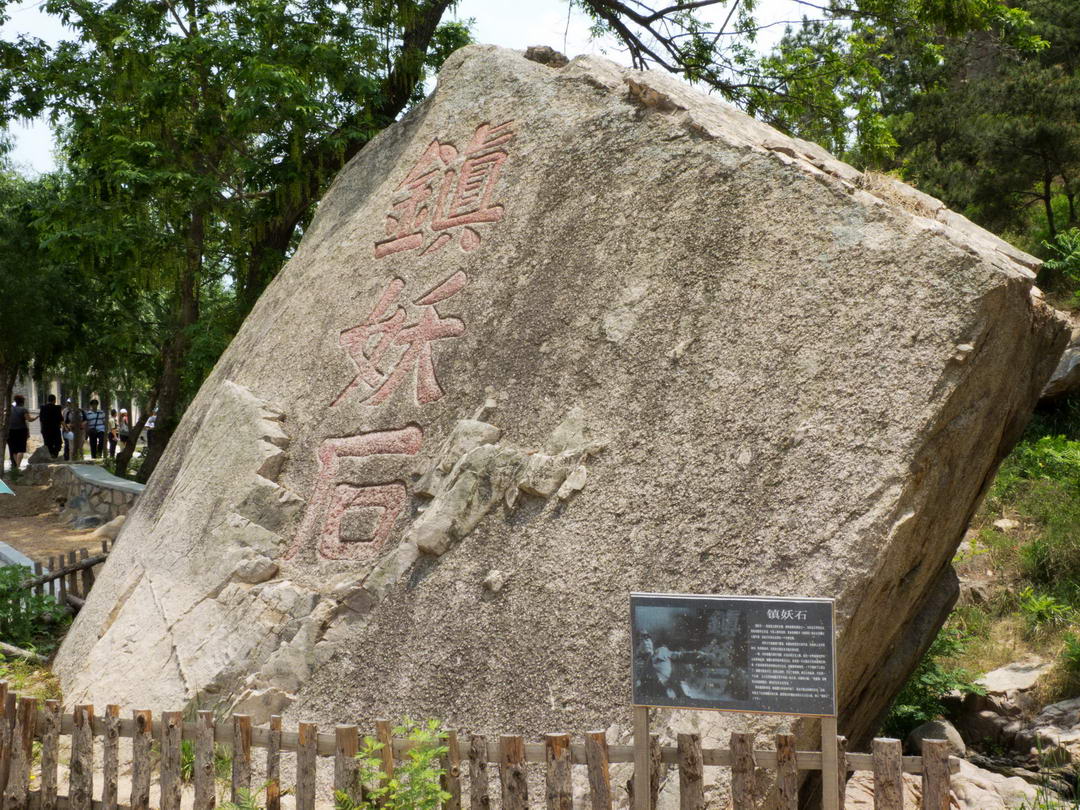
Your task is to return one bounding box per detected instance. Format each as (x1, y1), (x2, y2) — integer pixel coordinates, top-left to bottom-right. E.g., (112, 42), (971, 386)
(56, 44), (1066, 773)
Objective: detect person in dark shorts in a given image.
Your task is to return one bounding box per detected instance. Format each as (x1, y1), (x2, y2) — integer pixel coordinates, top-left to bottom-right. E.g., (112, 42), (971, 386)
(85, 399), (107, 459)
(7, 395), (39, 470)
(38, 394), (63, 458)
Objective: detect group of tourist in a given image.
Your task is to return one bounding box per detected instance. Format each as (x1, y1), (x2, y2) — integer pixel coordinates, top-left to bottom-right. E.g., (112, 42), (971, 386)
(6, 394), (151, 469)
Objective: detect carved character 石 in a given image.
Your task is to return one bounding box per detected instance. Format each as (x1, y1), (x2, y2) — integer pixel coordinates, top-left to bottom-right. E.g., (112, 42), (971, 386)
(283, 426), (423, 561)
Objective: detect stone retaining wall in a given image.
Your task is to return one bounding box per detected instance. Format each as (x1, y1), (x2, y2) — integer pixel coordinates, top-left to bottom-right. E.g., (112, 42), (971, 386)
(29, 462), (145, 523)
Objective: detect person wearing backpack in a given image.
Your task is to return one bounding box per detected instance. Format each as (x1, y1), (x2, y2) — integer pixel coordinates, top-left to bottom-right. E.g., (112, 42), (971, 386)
(85, 399), (107, 459)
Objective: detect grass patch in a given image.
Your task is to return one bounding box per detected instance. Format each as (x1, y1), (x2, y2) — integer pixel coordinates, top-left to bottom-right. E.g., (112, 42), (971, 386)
(0, 656), (61, 701)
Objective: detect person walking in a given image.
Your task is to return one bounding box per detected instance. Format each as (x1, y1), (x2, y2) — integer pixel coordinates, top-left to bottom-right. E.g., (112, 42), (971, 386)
(85, 399), (107, 459)
(118, 409), (131, 449)
(39, 394), (64, 458)
(6, 395), (39, 471)
(107, 409), (119, 458)
(63, 400), (86, 461)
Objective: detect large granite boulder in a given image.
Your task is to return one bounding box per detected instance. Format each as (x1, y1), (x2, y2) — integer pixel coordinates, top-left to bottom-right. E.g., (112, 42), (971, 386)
(56, 44), (1066, 765)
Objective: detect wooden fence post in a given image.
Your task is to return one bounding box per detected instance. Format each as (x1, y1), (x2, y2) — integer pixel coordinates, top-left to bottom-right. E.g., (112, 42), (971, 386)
(921, 739), (951, 810)
(79, 547), (94, 597)
(2, 697), (36, 810)
(649, 734), (663, 809)
(194, 710), (215, 810)
(296, 722), (317, 810)
(71, 704), (95, 810)
(376, 718), (395, 790)
(335, 725), (359, 800)
(32, 562), (42, 598)
(499, 735), (528, 810)
(872, 738), (903, 810)
(160, 710), (183, 810)
(442, 729), (463, 810)
(675, 733), (704, 810)
(67, 550), (77, 597)
(469, 734), (490, 810)
(131, 710), (153, 810)
(774, 733), (797, 810)
(103, 705), (121, 810)
(585, 730), (613, 810)
(232, 714), (253, 802)
(57, 560), (67, 607)
(0, 682), (12, 797)
(267, 715), (282, 810)
(40, 699), (60, 810)
(544, 733), (572, 810)
(730, 732), (755, 810)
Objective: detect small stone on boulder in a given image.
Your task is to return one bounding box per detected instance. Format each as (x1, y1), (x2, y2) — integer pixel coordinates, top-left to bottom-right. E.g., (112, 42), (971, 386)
(483, 570), (507, 592)
(233, 555), (279, 584)
(523, 45), (568, 68)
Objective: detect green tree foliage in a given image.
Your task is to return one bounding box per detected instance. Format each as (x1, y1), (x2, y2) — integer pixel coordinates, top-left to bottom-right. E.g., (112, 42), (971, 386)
(0, 0), (1027, 481)
(1, 0), (471, 480)
(0, 163), (79, 465)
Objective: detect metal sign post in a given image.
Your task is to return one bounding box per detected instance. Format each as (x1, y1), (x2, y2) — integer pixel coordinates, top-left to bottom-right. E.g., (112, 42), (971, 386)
(633, 706), (650, 810)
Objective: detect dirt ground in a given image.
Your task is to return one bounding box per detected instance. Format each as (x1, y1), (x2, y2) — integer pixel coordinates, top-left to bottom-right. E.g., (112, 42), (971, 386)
(0, 483), (98, 561)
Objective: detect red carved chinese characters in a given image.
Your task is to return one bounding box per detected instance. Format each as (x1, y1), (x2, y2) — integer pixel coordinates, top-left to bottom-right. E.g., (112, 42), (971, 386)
(284, 426), (423, 562)
(375, 121), (516, 258)
(331, 271), (466, 408)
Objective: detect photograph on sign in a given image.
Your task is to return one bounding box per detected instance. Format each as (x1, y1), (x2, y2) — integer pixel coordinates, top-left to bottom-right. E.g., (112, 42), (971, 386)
(630, 593), (836, 717)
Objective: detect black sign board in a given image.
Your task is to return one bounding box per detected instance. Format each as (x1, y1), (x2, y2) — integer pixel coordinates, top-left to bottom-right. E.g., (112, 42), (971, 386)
(630, 593), (836, 717)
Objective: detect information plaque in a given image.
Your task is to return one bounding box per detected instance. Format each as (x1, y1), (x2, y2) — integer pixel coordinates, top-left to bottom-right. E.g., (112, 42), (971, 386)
(630, 592), (836, 717)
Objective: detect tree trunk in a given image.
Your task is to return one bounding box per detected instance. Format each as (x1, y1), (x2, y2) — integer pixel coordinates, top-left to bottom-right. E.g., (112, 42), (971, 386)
(237, 0), (456, 314)
(0, 361), (13, 477)
(114, 392), (157, 479)
(138, 209), (203, 483)
(1044, 173), (1057, 239)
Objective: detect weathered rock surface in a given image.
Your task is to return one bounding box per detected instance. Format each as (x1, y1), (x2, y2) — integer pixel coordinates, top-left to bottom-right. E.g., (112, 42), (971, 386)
(845, 759), (1040, 810)
(1041, 313), (1080, 399)
(57, 42), (1066, 779)
(906, 718), (965, 756)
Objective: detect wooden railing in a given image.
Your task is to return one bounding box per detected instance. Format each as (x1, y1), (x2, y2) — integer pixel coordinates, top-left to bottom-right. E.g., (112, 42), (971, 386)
(0, 684), (955, 810)
(21, 539), (113, 610)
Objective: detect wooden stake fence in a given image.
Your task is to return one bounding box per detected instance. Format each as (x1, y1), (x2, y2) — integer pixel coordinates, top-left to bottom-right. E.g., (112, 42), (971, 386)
(0, 683), (955, 810)
(20, 540), (113, 606)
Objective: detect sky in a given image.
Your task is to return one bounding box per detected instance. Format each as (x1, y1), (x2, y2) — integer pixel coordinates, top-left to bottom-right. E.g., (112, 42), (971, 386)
(0, 0), (807, 175)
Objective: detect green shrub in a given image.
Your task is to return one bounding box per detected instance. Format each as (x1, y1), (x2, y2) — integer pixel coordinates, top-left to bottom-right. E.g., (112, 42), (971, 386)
(1060, 633), (1080, 675)
(1042, 228), (1080, 301)
(0, 565), (70, 653)
(1018, 587), (1073, 637)
(881, 627), (985, 740)
(219, 785), (269, 810)
(336, 718), (449, 810)
(180, 737), (232, 783)
(992, 435), (1080, 505)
